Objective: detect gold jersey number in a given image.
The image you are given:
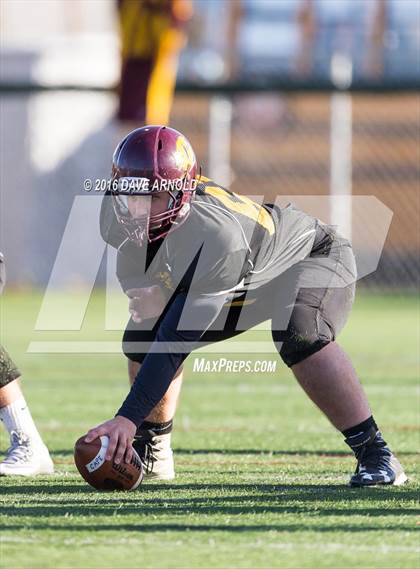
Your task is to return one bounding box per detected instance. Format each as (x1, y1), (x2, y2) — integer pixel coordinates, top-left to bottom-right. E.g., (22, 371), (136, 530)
(199, 177), (275, 235)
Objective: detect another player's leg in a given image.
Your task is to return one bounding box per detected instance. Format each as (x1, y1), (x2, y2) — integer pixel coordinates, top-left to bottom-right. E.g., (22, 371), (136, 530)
(291, 343), (407, 486)
(128, 359), (183, 481)
(145, 27), (185, 125)
(0, 347), (53, 476)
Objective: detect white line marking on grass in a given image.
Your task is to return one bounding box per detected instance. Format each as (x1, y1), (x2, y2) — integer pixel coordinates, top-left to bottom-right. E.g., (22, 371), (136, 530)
(1, 536), (419, 554)
(254, 542), (420, 554)
(186, 384), (420, 395)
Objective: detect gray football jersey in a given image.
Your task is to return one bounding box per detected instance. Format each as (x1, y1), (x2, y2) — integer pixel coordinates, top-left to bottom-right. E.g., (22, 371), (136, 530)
(101, 176), (318, 296)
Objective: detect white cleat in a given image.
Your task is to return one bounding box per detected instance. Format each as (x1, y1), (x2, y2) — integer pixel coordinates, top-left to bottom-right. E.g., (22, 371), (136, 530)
(132, 432), (175, 481)
(390, 456), (408, 486)
(0, 430), (54, 476)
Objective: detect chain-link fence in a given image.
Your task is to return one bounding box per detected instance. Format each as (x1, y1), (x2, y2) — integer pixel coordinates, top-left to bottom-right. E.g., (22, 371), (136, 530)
(171, 91), (419, 290)
(0, 89), (418, 290)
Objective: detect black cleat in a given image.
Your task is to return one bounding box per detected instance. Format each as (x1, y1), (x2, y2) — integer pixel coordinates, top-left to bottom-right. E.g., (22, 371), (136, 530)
(345, 427), (407, 487)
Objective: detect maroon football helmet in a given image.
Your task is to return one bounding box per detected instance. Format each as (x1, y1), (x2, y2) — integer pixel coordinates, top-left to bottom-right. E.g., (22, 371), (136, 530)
(111, 125), (198, 245)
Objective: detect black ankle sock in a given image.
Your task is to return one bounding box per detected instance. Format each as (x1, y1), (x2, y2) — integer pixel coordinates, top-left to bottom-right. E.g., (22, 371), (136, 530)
(341, 416), (378, 439)
(137, 419), (173, 437)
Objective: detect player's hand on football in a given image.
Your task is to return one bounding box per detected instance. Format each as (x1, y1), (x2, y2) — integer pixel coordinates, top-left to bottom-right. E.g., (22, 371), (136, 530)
(126, 285), (167, 323)
(84, 416), (136, 465)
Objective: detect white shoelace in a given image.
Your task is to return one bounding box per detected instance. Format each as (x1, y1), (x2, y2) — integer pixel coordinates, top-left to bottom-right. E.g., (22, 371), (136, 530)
(3, 430), (34, 464)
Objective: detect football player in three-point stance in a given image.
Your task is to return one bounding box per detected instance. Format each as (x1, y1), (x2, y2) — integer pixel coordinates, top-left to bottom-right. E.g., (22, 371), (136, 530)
(85, 125), (406, 487)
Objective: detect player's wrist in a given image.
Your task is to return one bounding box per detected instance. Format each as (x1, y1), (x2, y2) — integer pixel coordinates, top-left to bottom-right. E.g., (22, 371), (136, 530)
(115, 414), (136, 429)
(115, 408), (144, 430)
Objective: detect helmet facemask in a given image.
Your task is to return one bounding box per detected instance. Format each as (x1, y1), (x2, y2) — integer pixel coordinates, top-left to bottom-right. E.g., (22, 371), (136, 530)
(111, 177), (194, 246)
(112, 192), (151, 247)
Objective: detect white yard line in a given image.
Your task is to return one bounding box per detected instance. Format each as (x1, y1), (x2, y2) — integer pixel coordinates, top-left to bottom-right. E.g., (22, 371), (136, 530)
(1, 536), (419, 554)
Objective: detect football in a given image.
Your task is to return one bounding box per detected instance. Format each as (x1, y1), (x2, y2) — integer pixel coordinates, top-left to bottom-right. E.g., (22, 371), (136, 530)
(74, 435), (143, 491)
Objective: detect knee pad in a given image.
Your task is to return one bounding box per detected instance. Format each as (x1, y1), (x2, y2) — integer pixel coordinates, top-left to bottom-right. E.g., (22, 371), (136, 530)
(272, 303), (333, 367)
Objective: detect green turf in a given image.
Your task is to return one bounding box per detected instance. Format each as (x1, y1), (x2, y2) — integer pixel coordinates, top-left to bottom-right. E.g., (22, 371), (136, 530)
(1, 290), (419, 569)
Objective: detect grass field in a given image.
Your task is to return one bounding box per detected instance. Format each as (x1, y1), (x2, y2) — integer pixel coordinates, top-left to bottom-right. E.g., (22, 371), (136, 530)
(1, 290), (419, 569)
